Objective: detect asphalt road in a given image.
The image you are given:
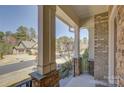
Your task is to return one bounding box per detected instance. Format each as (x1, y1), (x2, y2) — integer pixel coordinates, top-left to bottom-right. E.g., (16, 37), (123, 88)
(0, 60), (36, 75)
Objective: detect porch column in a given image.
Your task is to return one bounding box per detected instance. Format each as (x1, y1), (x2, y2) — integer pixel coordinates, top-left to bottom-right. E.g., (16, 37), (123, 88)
(108, 6), (117, 85)
(73, 27), (81, 76)
(42, 6), (57, 75)
(88, 28), (94, 75)
(37, 5), (43, 74)
(31, 5), (59, 87)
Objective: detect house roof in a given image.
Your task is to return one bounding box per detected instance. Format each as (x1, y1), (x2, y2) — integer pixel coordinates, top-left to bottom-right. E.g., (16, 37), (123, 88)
(15, 40), (37, 49)
(21, 41), (36, 48)
(32, 43), (38, 49)
(31, 38), (38, 43)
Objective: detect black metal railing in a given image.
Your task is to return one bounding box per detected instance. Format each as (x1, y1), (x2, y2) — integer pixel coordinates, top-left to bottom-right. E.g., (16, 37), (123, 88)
(10, 78), (32, 87)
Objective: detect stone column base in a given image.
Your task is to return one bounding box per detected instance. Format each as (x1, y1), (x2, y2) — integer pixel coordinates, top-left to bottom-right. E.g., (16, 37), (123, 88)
(31, 70), (60, 87)
(73, 58), (81, 76)
(88, 60), (94, 76)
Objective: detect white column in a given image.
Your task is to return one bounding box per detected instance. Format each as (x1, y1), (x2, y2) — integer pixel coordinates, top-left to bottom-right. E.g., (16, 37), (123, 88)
(74, 27), (80, 58)
(108, 6), (117, 85)
(37, 5), (43, 74)
(88, 28), (94, 61)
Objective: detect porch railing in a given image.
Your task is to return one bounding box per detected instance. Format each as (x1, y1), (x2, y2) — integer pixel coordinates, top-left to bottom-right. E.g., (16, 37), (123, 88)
(9, 78), (32, 87)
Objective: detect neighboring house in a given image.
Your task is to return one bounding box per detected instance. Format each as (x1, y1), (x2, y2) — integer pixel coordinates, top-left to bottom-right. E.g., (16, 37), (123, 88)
(31, 43), (38, 55)
(31, 38), (38, 43)
(13, 39), (38, 55)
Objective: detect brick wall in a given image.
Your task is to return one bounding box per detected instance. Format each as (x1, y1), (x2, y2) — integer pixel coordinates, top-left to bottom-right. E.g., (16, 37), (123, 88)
(32, 70), (60, 87)
(116, 6), (124, 86)
(94, 12), (109, 81)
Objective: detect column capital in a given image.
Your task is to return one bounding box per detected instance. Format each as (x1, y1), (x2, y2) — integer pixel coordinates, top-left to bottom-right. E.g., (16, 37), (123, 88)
(43, 5), (56, 12)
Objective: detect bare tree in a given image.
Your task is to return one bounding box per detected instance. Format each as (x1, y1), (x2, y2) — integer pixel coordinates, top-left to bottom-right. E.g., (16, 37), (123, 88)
(56, 36), (74, 62)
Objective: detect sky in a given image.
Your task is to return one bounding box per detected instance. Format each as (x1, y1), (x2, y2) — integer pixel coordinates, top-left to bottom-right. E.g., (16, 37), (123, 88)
(56, 17), (89, 39)
(80, 28), (89, 40)
(56, 17), (74, 38)
(0, 5), (38, 33)
(0, 5), (88, 39)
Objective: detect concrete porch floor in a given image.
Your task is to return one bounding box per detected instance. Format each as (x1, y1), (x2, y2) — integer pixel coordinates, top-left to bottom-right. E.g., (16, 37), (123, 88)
(62, 73), (109, 87)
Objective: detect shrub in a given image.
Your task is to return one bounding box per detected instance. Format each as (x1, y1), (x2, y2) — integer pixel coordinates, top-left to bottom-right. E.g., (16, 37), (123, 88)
(59, 61), (72, 79)
(81, 49), (89, 72)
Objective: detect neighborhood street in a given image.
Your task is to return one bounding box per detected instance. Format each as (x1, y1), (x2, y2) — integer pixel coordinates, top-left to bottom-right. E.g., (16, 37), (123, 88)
(0, 66), (34, 87)
(0, 52), (84, 86)
(0, 54), (36, 66)
(0, 59), (37, 86)
(0, 60), (36, 75)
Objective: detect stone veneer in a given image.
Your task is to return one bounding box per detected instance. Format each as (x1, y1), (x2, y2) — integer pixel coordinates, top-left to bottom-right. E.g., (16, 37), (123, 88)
(116, 6), (124, 86)
(31, 70), (60, 87)
(94, 12), (109, 81)
(73, 58), (81, 76)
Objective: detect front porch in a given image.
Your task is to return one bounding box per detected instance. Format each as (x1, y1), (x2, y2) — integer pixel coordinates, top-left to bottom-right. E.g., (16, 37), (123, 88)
(7, 5), (124, 87)
(12, 72), (111, 87)
(63, 73), (109, 87)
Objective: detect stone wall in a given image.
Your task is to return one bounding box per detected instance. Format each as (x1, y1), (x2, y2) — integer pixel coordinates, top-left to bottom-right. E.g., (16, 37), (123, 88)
(32, 70), (60, 87)
(116, 6), (124, 86)
(94, 12), (109, 81)
(73, 58), (82, 76)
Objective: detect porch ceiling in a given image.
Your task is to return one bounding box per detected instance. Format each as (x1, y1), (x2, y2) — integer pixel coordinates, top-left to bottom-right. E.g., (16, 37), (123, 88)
(63, 5), (108, 19)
